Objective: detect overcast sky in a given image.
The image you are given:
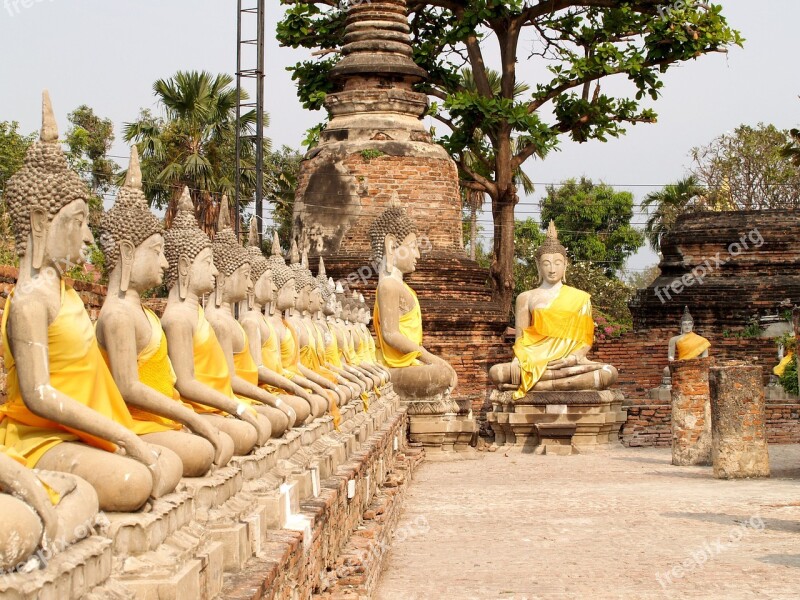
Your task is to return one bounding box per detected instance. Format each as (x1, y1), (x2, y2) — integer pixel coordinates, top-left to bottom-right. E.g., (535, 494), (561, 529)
(1, 1), (798, 271)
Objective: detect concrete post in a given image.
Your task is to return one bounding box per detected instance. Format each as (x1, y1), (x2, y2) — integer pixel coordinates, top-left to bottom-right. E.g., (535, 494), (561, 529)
(670, 357), (713, 466)
(709, 360), (770, 479)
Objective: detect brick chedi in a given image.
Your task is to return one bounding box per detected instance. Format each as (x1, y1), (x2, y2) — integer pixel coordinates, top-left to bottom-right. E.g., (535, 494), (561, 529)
(293, 0), (507, 418)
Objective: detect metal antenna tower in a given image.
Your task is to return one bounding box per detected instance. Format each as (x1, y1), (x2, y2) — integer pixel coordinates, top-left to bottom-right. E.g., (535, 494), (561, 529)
(235, 0), (265, 244)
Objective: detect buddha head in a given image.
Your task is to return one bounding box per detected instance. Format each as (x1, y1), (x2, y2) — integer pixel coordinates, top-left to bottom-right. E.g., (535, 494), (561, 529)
(5, 92), (93, 273)
(369, 205), (419, 276)
(211, 195), (251, 306)
(164, 187), (216, 299)
(358, 293), (370, 325)
(333, 281), (346, 319)
(535, 221), (568, 285)
(289, 241), (314, 313)
(680, 306), (694, 335)
(246, 218), (275, 309)
(268, 233), (298, 313)
(99, 146), (167, 293)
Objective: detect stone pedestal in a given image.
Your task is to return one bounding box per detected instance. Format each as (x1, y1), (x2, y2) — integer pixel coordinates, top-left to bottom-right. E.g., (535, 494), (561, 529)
(487, 389), (627, 454)
(403, 393), (476, 453)
(709, 361), (770, 479)
(670, 357), (713, 466)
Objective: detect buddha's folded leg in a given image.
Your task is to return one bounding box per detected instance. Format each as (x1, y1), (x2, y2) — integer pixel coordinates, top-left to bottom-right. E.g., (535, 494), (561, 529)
(533, 365), (618, 392)
(253, 405), (287, 438)
(277, 395), (312, 425)
(200, 415), (257, 456)
(538, 363), (605, 381)
(143, 443), (183, 498)
(140, 431), (214, 478)
(0, 495), (43, 570)
(35, 470), (99, 546)
(36, 442), (154, 512)
(388, 364), (452, 398)
(309, 394), (329, 418)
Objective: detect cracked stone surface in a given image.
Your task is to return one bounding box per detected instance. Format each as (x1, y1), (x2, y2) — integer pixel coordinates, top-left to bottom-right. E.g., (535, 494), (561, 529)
(374, 444), (800, 600)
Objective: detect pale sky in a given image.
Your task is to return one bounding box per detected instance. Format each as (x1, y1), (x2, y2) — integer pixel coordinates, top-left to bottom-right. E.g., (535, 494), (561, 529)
(1, 1), (798, 272)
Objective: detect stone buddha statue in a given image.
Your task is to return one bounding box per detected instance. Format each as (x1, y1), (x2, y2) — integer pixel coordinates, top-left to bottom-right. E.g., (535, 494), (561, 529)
(355, 293), (390, 385)
(370, 206), (457, 399)
(669, 307), (711, 362)
(310, 262), (370, 396)
(0, 92), (182, 512)
(205, 197), (296, 438)
(96, 146), (232, 476)
(287, 245), (353, 408)
(265, 242), (342, 425)
(489, 221), (618, 396)
(161, 188), (269, 455)
(327, 281), (378, 392)
(239, 222), (324, 423)
(0, 446), (99, 571)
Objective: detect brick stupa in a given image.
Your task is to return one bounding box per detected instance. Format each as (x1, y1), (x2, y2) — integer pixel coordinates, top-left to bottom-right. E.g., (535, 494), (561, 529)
(292, 0), (508, 420)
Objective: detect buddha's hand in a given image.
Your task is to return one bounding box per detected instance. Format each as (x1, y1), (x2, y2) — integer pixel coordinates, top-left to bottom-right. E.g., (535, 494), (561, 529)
(546, 354), (581, 370)
(191, 419), (227, 467)
(36, 492), (59, 552)
(276, 399), (297, 428)
(124, 438), (163, 499)
(209, 430), (227, 467)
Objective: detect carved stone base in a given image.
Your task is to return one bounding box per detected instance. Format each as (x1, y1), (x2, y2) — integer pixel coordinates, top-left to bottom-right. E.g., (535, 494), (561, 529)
(397, 392), (476, 453)
(488, 389), (627, 454)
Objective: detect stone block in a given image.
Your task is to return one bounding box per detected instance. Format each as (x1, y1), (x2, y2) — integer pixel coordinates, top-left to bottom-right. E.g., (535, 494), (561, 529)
(208, 522), (249, 573)
(119, 559), (201, 600)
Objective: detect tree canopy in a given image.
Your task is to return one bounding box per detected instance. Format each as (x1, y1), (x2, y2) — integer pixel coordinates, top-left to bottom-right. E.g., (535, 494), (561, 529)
(278, 0), (742, 313)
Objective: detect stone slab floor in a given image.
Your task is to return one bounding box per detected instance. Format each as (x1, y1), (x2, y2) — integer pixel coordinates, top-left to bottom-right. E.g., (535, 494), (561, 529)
(374, 444), (800, 600)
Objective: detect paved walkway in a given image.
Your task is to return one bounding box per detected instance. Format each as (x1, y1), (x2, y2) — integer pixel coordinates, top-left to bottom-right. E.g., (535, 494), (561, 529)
(374, 444), (800, 600)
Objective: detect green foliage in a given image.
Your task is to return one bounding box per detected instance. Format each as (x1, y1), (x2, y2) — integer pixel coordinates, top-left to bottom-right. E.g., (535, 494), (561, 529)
(359, 149), (385, 161)
(512, 218), (545, 299)
(264, 146), (303, 249)
(0, 121), (34, 266)
(540, 178), (644, 275)
(779, 357), (798, 396)
(691, 123), (800, 210)
(567, 261), (634, 327)
(782, 127), (800, 168)
(641, 175), (706, 253)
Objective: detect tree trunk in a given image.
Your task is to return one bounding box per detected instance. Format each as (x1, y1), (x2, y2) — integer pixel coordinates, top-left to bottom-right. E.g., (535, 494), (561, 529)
(491, 189), (517, 318)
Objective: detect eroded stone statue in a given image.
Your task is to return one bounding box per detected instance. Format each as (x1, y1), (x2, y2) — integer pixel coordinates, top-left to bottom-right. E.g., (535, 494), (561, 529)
(205, 197), (295, 438)
(0, 92), (182, 512)
(161, 188), (268, 455)
(370, 206), (457, 399)
(0, 446), (98, 571)
(96, 147), (232, 476)
(239, 221), (323, 423)
(489, 221), (617, 396)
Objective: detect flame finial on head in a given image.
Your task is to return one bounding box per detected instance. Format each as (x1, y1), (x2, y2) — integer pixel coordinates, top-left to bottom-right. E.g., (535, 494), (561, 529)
(124, 145), (142, 190)
(41, 90), (58, 142)
(534, 219), (567, 259)
(217, 194), (232, 232)
(248, 215), (260, 248)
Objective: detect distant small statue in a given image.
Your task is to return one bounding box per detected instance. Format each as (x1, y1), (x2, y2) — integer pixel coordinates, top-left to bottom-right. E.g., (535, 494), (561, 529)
(669, 307), (711, 362)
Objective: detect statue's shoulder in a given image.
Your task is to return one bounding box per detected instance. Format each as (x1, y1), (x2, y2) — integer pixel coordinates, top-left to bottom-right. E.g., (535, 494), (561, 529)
(562, 285), (591, 301)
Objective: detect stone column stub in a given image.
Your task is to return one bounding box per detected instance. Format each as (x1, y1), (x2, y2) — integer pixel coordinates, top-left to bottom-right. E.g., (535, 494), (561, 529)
(670, 356), (714, 466)
(709, 360), (770, 479)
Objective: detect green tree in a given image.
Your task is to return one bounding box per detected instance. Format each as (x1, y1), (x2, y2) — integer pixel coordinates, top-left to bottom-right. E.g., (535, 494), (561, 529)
(278, 0), (742, 313)
(123, 70), (268, 234)
(64, 105), (119, 232)
(690, 123), (800, 209)
(512, 217), (545, 301)
(641, 175), (706, 253)
(540, 178), (644, 275)
(782, 127), (800, 168)
(0, 121), (35, 265)
(264, 146), (303, 248)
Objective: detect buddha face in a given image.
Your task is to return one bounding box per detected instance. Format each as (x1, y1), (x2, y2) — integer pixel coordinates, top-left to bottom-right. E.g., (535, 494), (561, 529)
(308, 288), (323, 313)
(323, 294), (337, 317)
(681, 320), (694, 335)
(276, 278), (297, 312)
(392, 232), (420, 275)
(295, 285), (312, 312)
(254, 269), (277, 306)
(224, 263), (252, 303)
(130, 234), (169, 292)
(43, 199), (93, 271)
(538, 252), (566, 286)
(188, 247), (217, 296)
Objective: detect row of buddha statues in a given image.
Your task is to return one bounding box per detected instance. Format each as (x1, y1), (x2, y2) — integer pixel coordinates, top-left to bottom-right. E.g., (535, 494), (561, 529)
(0, 93), (444, 574)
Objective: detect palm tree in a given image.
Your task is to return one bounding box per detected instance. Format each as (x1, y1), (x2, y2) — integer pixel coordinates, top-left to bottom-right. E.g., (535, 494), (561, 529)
(641, 176), (707, 253)
(123, 71), (269, 234)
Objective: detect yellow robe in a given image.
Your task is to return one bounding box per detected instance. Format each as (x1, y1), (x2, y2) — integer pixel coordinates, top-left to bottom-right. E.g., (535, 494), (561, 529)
(676, 332), (711, 361)
(0, 282), (171, 466)
(323, 322), (343, 369)
(280, 320), (302, 378)
(374, 282), (423, 368)
(513, 286), (595, 399)
(773, 352), (794, 377)
(100, 307), (182, 432)
(232, 322), (260, 387)
(259, 318), (287, 395)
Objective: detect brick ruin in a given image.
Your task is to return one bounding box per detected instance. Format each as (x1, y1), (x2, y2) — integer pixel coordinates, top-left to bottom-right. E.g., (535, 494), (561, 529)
(592, 209), (800, 447)
(291, 0), (508, 418)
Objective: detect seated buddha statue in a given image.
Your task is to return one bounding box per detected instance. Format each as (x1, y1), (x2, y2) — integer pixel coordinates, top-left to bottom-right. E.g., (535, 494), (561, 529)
(95, 146), (232, 476)
(326, 281), (378, 393)
(286, 245), (354, 410)
(0, 93), (182, 512)
(308, 263), (368, 398)
(265, 243), (342, 427)
(370, 206), (457, 399)
(489, 221), (618, 397)
(161, 188), (269, 455)
(239, 223), (324, 423)
(669, 307), (711, 362)
(354, 293), (390, 386)
(0, 445), (98, 571)
(205, 198), (296, 438)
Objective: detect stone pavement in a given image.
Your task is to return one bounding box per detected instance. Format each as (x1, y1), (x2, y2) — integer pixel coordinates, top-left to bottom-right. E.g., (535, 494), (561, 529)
(374, 444), (800, 600)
